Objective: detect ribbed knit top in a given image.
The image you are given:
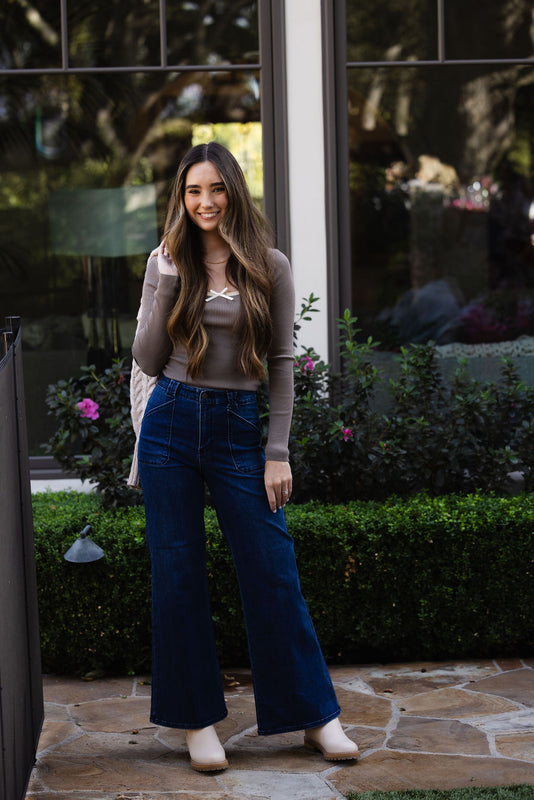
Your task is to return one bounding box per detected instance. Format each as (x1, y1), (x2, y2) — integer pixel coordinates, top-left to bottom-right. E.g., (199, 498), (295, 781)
(132, 249), (295, 461)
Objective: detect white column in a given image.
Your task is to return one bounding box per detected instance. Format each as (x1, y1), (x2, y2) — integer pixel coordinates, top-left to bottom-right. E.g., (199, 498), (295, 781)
(284, 0), (329, 359)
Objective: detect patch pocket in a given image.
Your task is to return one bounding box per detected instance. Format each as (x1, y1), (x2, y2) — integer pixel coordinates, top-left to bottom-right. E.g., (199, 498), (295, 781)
(138, 386), (175, 465)
(228, 405), (265, 474)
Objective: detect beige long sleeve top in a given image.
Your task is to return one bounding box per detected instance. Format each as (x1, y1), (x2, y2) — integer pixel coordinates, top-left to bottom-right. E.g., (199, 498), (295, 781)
(132, 249), (295, 461)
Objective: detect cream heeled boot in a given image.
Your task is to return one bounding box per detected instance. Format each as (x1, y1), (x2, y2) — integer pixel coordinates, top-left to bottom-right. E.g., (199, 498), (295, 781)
(185, 725), (229, 772)
(304, 717), (360, 761)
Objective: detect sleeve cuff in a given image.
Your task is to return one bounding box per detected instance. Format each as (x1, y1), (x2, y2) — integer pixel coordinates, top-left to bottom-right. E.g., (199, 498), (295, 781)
(265, 444), (289, 462)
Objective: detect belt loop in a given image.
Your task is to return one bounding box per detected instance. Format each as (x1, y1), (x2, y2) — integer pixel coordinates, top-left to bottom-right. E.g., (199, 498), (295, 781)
(163, 377), (179, 398)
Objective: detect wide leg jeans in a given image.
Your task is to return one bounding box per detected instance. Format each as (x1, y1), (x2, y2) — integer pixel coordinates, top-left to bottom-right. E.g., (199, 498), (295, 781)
(138, 376), (340, 735)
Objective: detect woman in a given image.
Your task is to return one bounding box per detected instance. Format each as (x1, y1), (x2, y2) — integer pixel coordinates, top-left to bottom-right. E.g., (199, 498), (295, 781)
(132, 141), (359, 771)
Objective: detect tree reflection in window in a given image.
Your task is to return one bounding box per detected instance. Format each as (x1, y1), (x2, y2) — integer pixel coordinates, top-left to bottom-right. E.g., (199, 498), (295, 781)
(346, 3), (534, 349)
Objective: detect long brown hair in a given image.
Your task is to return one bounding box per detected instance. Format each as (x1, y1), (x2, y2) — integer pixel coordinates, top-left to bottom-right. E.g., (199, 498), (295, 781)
(163, 142), (273, 380)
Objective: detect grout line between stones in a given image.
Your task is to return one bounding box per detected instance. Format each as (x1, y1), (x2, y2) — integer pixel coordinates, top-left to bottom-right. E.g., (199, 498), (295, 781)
(35, 729), (86, 758)
(381, 693), (401, 749)
(322, 769), (353, 798)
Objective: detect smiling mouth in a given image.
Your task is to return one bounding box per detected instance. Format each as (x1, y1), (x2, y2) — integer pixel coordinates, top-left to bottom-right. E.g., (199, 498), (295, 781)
(199, 211), (218, 219)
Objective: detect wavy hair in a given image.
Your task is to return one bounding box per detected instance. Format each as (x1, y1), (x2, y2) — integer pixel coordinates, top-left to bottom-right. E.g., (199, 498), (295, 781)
(163, 142), (274, 380)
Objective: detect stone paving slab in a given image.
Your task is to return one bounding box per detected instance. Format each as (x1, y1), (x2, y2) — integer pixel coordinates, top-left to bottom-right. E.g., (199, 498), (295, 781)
(30, 753), (222, 792)
(387, 716), (490, 755)
(42, 676), (147, 704)
(335, 686), (393, 727)
(495, 658), (526, 671)
(465, 708), (534, 734)
(353, 661), (500, 698)
(47, 731), (173, 759)
(42, 702), (72, 722)
(26, 658), (534, 800)
(27, 794), (239, 800)
(69, 697), (155, 733)
(496, 732), (534, 761)
(469, 668), (534, 707)
(220, 769), (341, 800)
(330, 751), (534, 794)
(36, 721), (82, 753)
(399, 686), (519, 718)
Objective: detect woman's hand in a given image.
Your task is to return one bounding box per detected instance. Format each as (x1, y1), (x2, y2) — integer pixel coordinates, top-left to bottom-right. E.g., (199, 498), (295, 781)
(156, 241), (178, 275)
(264, 460), (292, 512)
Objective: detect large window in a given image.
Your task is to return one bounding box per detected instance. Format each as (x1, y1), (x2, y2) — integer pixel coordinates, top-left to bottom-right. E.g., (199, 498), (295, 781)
(343, 0), (534, 366)
(0, 1), (268, 457)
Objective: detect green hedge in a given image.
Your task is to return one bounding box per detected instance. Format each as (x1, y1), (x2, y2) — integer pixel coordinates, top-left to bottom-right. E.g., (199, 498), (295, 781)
(33, 491), (534, 675)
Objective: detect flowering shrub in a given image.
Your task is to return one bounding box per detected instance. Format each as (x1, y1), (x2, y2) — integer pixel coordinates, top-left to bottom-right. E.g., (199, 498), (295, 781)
(286, 300), (534, 503)
(43, 360), (139, 507)
(44, 297), (534, 507)
(285, 307), (386, 502)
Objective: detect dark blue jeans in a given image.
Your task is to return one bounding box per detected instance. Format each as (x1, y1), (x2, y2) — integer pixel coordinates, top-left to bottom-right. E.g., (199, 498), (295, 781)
(138, 376), (340, 735)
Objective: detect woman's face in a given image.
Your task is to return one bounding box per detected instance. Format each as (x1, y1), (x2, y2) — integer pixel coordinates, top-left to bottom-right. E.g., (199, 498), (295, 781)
(183, 160), (228, 232)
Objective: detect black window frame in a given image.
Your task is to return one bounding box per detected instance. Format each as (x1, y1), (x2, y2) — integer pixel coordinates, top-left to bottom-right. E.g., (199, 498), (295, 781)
(323, 0), (534, 364)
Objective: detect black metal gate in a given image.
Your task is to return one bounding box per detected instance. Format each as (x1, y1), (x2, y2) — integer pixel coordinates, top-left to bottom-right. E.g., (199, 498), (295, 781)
(0, 317), (44, 800)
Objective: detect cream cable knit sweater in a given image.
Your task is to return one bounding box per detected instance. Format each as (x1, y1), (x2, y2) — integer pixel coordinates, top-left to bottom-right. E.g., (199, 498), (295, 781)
(127, 356), (157, 489)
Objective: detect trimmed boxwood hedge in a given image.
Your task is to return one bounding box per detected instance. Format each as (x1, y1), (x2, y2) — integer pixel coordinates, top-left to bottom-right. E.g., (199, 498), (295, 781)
(33, 491), (534, 675)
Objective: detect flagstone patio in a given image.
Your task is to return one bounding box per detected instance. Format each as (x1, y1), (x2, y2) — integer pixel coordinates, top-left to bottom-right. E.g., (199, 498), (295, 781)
(26, 658), (534, 800)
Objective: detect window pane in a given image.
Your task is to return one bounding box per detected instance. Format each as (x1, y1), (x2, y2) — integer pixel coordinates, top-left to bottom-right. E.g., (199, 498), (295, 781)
(166, 1), (259, 67)
(0, 1), (61, 69)
(346, 0), (437, 63)
(68, 0), (161, 67)
(0, 70), (262, 454)
(347, 64), (534, 352)
(445, 0), (534, 60)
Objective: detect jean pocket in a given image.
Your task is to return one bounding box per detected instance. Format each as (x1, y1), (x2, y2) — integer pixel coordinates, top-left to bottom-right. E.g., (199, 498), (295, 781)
(138, 388), (175, 465)
(227, 406), (265, 474)
(142, 383), (174, 419)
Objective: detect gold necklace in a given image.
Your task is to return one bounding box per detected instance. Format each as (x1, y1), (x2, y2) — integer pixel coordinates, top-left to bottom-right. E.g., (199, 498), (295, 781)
(204, 252), (230, 265)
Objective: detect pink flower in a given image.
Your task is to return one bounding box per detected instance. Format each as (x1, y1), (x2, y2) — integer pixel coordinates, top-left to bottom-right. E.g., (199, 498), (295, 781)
(296, 356), (315, 373)
(78, 398), (100, 420)
(117, 374), (125, 384)
(342, 428), (353, 442)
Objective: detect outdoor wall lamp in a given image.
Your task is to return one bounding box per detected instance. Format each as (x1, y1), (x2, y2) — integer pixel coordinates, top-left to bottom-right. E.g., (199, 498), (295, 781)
(64, 524), (105, 563)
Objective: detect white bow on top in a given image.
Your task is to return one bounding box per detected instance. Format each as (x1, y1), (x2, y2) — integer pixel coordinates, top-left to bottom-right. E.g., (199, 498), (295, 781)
(205, 287), (238, 302)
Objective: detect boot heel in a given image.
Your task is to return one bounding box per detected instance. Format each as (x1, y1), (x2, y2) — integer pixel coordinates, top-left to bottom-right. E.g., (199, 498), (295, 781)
(304, 738), (319, 753)
(304, 718), (360, 762)
(190, 757), (229, 772)
(186, 726), (229, 772)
